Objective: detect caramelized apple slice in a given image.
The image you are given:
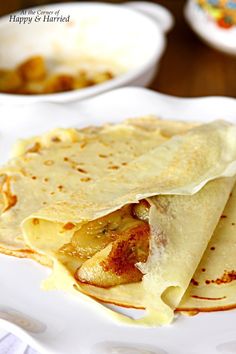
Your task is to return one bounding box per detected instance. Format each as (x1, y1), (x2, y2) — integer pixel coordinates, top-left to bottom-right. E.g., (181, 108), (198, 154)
(74, 71), (92, 89)
(17, 56), (46, 81)
(0, 70), (22, 93)
(132, 200), (150, 221)
(60, 205), (142, 259)
(91, 71), (113, 84)
(76, 223), (150, 287)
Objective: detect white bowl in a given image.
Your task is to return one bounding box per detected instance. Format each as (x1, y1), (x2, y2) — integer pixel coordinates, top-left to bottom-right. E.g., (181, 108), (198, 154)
(185, 0), (236, 55)
(0, 2), (173, 103)
(0, 87), (236, 354)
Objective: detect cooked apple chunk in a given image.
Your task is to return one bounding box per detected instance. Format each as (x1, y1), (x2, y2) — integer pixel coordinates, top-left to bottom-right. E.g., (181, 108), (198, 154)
(43, 74), (75, 93)
(133, 199), (150, 221)
(0, 70), (22, 93)
(17, 56), (46, 81)
(75, 223), (150, 287)
(59, 201), (150, 287)
(59, 205), (144, 259)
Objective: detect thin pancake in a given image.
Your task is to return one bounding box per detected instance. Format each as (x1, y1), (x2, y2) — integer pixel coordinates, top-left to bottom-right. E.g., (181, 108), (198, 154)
(22, 121), (236, 325)
(178, 183), (236, 313)
(0, 117), (195, 264)
(0, 123), (166, 263)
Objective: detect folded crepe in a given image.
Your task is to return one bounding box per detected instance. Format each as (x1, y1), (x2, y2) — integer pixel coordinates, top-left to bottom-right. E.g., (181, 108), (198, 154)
(178, 183), (236, 313)
(0, 121), (166, 265)
(20, 120), (236, 326)
(0, 117), (196, 265)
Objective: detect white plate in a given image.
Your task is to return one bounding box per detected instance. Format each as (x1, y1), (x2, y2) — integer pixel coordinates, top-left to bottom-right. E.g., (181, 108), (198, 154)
(0, 87), (236, 354)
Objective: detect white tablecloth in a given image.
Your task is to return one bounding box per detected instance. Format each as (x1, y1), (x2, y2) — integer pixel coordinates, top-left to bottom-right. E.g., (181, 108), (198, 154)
(0, 329), (38, 354)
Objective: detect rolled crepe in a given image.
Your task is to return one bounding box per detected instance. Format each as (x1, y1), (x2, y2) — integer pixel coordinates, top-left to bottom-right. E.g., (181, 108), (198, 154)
(0, 117), (196, 265)
(22, 120), (236, 325)
(178, 183), (236, 313)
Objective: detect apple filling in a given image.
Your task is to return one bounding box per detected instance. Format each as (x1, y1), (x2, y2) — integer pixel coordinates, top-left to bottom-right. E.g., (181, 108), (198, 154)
(59, 200), (150, 288)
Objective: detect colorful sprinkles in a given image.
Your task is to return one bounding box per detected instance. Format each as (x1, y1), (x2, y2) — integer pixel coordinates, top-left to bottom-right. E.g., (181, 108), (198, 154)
(197, 0), (236, 28)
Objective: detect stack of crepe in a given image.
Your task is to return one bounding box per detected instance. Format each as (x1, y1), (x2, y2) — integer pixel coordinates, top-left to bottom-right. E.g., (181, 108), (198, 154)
(0, 117), (236, 326)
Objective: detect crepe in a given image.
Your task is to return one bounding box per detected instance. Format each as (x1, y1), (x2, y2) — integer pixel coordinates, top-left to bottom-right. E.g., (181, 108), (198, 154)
(0, 117), (196, 265)
(178, 183), (236, 313)
(12, 117), (197, 158)
(0, 121), (167, 265)
(21, 120), (236, 326)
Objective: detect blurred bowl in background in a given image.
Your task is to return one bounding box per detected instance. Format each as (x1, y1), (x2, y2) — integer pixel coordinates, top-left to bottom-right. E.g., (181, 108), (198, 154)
(185, 0), (236, 55)
(0, 1), (173, 104)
